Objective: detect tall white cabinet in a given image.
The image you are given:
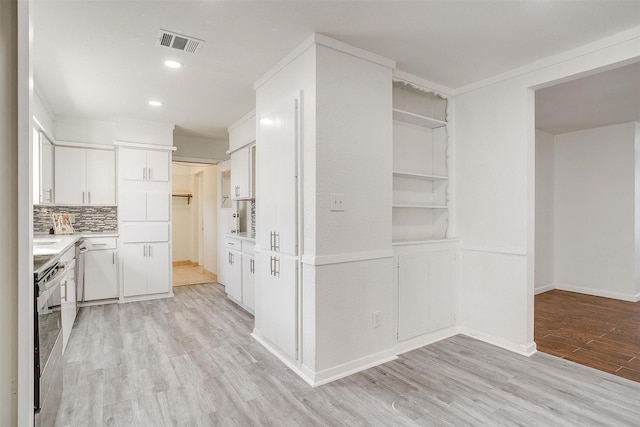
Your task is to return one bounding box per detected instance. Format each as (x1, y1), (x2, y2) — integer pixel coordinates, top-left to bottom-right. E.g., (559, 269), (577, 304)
(392, 79), (459, 352)
(117, 143), (174, 300)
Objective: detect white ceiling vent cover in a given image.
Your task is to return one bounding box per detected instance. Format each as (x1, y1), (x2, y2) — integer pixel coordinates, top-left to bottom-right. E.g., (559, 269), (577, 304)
(157, 29), (204, 54)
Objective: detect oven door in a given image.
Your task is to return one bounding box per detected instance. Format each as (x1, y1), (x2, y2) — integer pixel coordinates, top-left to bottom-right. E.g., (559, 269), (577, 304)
(35, 263), (66, 414)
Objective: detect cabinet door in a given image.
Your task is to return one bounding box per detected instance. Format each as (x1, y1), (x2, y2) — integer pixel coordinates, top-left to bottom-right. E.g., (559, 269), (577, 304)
(225, 249), (242, 302)
(86, 149), (115, 205)
(147, 242), (170, 295)
(257, 253), (297, 360)
(146, 192), (170, 221)
(121, 148), (147, 181)
(84, 249), (118, 300)
(230, 146), (251, 200)
(241, 253), (255, 311)
(120, 192), (147, 221)
(256, 97), (298, 254)
(122, 243), (147, 297)
(40, 137), (54, 203)
(146, 150), (169, 182)
(55, 146), (86, 204)
(397, 250), (457, 341)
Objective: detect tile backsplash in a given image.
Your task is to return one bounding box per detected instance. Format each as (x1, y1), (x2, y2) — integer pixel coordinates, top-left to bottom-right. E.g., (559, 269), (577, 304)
(250, 200), (256, 238)
(34, 205), (118, 233)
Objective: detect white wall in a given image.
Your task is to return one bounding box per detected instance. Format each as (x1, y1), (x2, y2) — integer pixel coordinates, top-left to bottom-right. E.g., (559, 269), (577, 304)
(33, 89), (54, 137)
(1, 1), (19, 424)
(455, 27), (640, 354)
(554, 123), (637, 300)
(636, 122), (640, 299)
(115, 118), (174, 146)
(55, 117), (116, 145)
(172, 163), (195, 262)
(535, 129), (555, 292)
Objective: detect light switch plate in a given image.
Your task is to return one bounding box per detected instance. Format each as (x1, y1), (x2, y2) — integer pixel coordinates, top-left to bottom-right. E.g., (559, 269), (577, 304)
(330, 193), (344, 211)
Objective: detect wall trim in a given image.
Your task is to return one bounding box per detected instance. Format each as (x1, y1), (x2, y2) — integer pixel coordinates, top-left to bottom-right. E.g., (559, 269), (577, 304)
(460, 244), (527, 256)
(250, 329), (314, 386)
(303, 349), (398, 387)
(55, 140), (115, 150)
(301, 249), (394, 266)
(172, 156), (221, 164)
(394, 326), (459, 355)
(554, 283), (640, 302)
(114, 140), (177, 151)
(459, 327), (537, 356)
(534, 283), (555, 295)
(120, 291), (174, 304)
(393, 69), (454, 98)
(227, 110), (256, 132)
(455, 26), (640, 95)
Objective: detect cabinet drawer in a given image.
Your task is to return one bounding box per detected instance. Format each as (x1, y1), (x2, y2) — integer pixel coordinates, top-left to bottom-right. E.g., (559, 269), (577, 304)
(121, 223), (169, 242)
(224, 237), (241, 249)
(84, 237), (117, 250)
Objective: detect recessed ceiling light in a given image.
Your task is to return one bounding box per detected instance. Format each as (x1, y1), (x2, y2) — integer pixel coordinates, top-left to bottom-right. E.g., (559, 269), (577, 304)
(148, 100), (163, 107)
(164, 59), (183, 69)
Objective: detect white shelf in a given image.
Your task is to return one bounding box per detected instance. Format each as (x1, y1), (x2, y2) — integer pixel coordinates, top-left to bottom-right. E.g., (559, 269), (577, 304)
(393, 108), (447, 129)
(393, 204), (448, 209)
(393, 171), (448, 181)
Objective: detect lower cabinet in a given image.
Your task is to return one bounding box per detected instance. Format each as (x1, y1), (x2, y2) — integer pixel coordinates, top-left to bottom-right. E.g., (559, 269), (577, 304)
(397, 248), (457, 341)
(84, 238), (118, 301)
(122, 242), (170, 297)
(241, 251), (255, 311)
(60, 246), (77, 352)
(225, 248), (242, 302)
(222, 237), (256, 313)
(257, 252), (297, 360)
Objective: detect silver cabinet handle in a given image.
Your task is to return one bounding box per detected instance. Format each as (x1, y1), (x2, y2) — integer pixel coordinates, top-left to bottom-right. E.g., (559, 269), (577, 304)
(112, 252), (115, 264)
(250, 258), (254, 274)
(82, 192), (85, 204)
(143, 245), (147, 257)
(149, 168), (153, 180)
(47, 188), (53, 202)
(143, 167), (147, 180)
(88, 191), (91, 204)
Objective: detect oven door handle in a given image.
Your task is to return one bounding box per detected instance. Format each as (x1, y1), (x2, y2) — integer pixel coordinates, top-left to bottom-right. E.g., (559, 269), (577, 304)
(38, 263), (68, 295)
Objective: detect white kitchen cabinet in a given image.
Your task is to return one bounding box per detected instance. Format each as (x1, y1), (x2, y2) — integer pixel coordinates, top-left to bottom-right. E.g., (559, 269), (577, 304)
(120, 191), (170, 222)
(59, 246), (77, 352)
(121, 148), (169, 182)
(396, 249), (457, 341)
(241, 249), (255, 312)
(55, 146), (116, 205)
(257, 252), (298, 360)
(122, 242), (170, 297)
(230, 145), (253, 200)
(39, 133), (54, 204)
(84, 238), (118, 301)
(256, 97), (298, 256)
(224, 248), (242, 302)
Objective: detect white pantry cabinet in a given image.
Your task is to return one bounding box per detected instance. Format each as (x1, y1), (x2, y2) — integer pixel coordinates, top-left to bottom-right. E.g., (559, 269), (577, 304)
(55, 146), (116, 205)
(122, 242), (170, 297)
(121, 148), (169, 182)
(256, 98), (298, 256)
(83, 238), (118, 301)
(257, 252), (298, 360)
(396, 246), (458, 342)
(120, 191), (170, 222)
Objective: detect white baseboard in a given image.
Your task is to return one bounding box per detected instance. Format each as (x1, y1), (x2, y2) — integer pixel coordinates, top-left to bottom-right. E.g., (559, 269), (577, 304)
(555, 283), (640, 302)
(534, 283), (555, 295)
(252, 328), (397, 387)
(394, 326), (460, 355)
(459, 326), (537, 356)
(119, 291), (174, 304)
(304, 349), (398, 387)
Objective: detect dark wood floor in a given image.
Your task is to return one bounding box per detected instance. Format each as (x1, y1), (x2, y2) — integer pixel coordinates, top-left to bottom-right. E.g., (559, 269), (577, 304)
(535, 289), (640, 382)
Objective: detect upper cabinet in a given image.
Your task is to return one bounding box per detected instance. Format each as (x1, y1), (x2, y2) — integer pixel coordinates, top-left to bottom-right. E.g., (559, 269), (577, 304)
(228, 112), (256, 201)
(34, 130), (55, 204)
(55, 145), (116, 205)
(121, 148), (169, 182)
(392, 80), (450, 243)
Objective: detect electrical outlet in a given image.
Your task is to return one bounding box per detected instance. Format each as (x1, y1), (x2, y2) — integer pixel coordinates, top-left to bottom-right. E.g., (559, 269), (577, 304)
(330, 193), (345, 212)
(372, 311), (382, 328)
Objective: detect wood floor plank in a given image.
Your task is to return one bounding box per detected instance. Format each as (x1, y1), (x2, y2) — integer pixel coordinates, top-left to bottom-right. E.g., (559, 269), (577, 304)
(56, 283), (640, 426)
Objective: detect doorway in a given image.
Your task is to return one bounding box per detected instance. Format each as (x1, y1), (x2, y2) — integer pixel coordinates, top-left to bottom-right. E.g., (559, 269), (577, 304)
(533, 63), (640, 382)
(172, 161), (219, 287)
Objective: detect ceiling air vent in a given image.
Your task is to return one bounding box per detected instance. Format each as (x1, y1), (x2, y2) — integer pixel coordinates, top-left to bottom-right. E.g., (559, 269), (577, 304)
(156, 29), (204, 55)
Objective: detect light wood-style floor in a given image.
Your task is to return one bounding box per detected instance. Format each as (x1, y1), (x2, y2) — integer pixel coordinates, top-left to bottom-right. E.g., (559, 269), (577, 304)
(56, 283), (640, 426)
(172, 264), (216, 287)
(535, 289), (640, 382)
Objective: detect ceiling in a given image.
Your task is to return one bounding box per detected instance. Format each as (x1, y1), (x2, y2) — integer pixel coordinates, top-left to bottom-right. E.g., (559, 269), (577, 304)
(536, 62), (640, 135)
(33, 1), (640, 141)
